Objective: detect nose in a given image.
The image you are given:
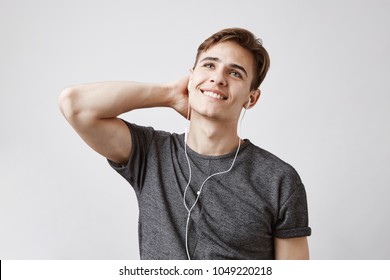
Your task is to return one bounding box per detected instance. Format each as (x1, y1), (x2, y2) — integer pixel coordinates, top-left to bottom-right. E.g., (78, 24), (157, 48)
(209, 70), (227, 86)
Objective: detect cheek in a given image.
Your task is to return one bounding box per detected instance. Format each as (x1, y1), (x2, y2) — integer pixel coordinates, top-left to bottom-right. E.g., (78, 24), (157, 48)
(191, 70), (209, 86)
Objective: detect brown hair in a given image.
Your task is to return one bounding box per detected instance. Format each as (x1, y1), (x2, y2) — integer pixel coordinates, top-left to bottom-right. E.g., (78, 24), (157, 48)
(194, 28), (270, 90)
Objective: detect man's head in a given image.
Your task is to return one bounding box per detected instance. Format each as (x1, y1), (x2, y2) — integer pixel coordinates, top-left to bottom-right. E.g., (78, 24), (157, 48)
(187, 28), (270, 122)
(193, 28), (270, 91)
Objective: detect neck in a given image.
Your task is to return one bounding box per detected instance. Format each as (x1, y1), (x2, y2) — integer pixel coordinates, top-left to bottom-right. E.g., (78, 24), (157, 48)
(186, 114), (240, 156)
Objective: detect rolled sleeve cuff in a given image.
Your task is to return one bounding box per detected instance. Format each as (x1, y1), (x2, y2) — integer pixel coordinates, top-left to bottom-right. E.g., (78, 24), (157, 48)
(273, 227), (312, 238)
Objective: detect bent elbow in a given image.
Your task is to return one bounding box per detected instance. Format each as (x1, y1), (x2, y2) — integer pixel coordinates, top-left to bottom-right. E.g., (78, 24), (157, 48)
(58, 87), (82, 122)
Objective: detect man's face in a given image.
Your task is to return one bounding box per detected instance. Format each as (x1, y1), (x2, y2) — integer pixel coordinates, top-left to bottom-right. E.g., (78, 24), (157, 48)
(188, 40), (260, 122)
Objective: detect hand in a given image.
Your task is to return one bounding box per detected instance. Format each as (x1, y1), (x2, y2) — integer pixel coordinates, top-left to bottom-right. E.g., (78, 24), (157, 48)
(169, 76), (191, 119)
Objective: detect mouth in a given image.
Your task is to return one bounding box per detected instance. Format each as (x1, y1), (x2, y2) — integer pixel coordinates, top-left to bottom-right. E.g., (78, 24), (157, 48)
(200, 89), (228, 100)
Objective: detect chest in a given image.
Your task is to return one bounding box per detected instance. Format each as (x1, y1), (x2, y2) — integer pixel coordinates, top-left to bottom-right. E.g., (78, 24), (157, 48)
(190, 178), (276, 244)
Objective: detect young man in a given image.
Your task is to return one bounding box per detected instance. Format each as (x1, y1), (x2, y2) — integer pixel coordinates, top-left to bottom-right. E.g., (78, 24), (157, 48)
(59, 28), (311, 260)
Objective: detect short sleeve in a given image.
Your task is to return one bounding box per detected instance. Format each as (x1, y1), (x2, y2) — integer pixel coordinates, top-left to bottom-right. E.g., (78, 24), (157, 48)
(107, 120), (155, 194)
(273, 182), (312, 238)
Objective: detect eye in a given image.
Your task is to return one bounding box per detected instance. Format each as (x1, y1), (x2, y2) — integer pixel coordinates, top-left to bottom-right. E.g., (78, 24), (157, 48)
(230, 71), (242, 78)
(203, 62), (214, 69)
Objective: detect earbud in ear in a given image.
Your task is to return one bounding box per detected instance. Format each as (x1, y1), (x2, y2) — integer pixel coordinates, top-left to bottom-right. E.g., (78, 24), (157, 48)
(187, 79), (192, 91)
(246, 98), (251, 109)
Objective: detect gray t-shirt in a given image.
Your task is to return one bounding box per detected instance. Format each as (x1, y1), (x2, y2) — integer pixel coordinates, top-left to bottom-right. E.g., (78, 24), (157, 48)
(108, 120), (311, 259)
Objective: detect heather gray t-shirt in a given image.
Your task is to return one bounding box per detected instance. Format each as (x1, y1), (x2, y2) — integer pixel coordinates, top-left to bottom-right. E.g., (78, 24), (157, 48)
(108, 121), (311, 259)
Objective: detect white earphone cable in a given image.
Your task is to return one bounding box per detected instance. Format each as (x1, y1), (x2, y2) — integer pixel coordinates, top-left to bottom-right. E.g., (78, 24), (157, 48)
(183, 100), (249, 260)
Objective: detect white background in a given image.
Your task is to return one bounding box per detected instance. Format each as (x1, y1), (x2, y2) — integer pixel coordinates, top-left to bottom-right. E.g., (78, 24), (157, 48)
(1, 0), (389, 259)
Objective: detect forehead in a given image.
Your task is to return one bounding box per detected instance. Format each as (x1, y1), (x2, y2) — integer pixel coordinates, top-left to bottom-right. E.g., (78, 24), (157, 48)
(198, 41), (254, 75)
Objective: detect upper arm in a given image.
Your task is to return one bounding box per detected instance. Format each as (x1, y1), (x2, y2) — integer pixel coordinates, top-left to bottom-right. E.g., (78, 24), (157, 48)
(75, 117), (132, 164)
(274, 236), (310, 260)
(59, 89), (132, 164)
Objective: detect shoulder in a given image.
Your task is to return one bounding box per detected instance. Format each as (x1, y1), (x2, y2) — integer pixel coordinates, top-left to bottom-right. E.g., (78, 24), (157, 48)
(243, 141), (308, 214)
(121, 120), (184, 152)
(244, 141), (301, 182)
(241, 141), (304, 205)
(121, 120), (174, 141)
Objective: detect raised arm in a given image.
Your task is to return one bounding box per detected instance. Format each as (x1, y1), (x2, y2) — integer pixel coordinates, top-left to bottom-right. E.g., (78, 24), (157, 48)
(58, 78), (189, 164)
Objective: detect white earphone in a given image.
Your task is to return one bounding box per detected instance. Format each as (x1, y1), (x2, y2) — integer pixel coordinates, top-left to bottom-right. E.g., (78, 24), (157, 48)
(245, 98), (251, 109)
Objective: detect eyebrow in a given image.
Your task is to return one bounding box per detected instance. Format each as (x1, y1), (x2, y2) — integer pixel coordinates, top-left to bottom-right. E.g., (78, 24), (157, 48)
(200, 56), (248, 77)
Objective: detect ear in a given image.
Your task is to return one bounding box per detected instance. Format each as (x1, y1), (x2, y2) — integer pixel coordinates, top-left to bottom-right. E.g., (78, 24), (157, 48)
(244, 89), (261, 109)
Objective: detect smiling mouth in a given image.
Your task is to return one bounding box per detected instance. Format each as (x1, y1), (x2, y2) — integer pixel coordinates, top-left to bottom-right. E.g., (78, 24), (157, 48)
(200, 90), (227, 100)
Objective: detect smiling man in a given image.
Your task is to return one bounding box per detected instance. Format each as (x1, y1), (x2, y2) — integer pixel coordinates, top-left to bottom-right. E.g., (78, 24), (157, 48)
(59, 28), (311, 260)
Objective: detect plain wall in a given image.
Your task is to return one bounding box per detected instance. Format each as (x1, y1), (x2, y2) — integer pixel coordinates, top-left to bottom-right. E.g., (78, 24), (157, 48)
(1, 0), (389, 259)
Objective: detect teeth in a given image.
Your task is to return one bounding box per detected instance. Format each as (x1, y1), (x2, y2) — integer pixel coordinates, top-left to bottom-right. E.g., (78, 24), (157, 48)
(202, 91), (224, 100)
